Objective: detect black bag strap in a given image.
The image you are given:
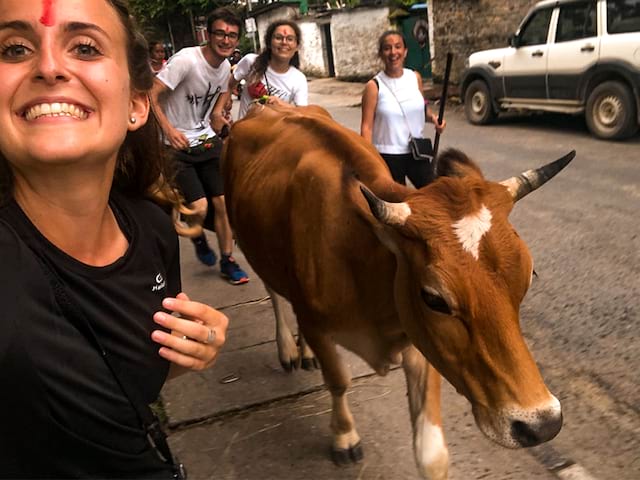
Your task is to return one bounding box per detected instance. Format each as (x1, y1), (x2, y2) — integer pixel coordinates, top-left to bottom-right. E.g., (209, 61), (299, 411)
(263, 70), (271, 95)
(0, 205), (184, 478)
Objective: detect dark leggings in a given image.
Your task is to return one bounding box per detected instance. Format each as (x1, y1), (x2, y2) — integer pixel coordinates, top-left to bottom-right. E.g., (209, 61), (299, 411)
(380, 152), (435, 188)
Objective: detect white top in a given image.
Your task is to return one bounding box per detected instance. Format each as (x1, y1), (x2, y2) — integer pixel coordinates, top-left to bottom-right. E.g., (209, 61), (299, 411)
(372, 69), (425, 154)
(234, 53), (308, 119)
(156, 46), (230, 147)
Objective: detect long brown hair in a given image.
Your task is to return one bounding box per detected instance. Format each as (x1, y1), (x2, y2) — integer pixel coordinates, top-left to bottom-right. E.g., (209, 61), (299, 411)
(247, 20), (302, 85)
(0, 0), (197, 235)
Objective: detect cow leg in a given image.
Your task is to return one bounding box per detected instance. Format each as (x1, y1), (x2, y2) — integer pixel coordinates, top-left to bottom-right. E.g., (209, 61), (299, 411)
(402, 346), (449, 480)
(267, 286), (300, 372)
(297, 331), (319, 370)
(305, 333), (363, 464)
(266, 285), (318, 372)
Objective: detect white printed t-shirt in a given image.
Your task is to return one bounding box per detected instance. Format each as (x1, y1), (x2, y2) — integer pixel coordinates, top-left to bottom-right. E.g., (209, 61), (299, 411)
(233, 53), (308, 119)
(156, 46), (230, 147)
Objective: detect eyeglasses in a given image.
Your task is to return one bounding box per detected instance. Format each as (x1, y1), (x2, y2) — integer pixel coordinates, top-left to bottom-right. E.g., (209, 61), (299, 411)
(273, 34), (297, 44)
(210, 30), (239, 41)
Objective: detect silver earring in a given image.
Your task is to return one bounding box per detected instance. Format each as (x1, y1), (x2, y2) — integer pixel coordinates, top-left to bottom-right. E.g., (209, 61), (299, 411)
(130, 117), (137, 124)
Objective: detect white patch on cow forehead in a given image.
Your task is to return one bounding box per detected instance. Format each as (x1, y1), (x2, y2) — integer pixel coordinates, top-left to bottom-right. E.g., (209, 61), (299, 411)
(452, 205), (492, 260)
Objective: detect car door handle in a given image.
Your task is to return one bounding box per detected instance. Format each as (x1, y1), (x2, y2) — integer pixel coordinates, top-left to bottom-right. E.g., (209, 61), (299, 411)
(580, 44), (595, 52)
(531, 50), (544, 57)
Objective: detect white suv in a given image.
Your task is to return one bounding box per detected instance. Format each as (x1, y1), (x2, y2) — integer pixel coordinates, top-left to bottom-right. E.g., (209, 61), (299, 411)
(461, 0), (640, 140)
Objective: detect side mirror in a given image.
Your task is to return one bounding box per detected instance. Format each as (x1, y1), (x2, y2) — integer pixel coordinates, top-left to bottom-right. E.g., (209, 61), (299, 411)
(509, 34), (520, 48)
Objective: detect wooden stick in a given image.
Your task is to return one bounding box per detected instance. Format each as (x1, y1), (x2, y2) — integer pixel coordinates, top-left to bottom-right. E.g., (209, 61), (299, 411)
(432, 53), (453, 175)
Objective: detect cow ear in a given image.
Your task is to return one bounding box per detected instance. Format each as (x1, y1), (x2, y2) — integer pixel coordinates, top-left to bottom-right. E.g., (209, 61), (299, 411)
(360, 184), (411, 227)
(436, 148), (483, 179)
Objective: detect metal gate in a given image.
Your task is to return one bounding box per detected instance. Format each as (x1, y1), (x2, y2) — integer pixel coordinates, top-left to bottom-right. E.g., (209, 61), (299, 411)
(399, 6), (431, 78)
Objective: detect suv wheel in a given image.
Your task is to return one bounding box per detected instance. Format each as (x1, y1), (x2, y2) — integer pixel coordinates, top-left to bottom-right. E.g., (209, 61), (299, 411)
(465, 80), (496, 125)
(585, 81), (638, 140)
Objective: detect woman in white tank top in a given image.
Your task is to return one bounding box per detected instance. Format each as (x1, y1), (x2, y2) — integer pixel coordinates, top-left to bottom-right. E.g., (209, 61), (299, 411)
(360, 31), (446, 188)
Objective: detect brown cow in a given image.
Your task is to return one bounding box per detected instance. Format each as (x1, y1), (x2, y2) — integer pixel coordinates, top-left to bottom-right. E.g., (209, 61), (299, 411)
(223, 104), (572, 480)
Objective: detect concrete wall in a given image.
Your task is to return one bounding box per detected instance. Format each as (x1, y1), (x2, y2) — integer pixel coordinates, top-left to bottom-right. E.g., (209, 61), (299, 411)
(298, 20), (327, 77)
(330, 7), (391, 79)
(431, 0), (534, 83)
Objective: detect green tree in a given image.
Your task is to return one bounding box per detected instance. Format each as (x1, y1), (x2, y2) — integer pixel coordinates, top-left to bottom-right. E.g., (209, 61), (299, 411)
(130, 0), (234, 22)
(129, 0), (238, 50)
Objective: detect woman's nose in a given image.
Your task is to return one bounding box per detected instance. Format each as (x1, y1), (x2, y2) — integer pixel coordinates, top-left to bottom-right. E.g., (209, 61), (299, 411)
(34, 39), (68, 84)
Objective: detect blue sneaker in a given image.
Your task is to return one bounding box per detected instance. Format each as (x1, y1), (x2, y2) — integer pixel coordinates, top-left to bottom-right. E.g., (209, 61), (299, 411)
(220, 255), (249, 285)
(192, 235), (217, 266)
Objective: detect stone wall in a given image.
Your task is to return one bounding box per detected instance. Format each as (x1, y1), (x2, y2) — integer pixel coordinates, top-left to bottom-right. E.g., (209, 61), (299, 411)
(329, 7), (391, 80)
(431, 0), (534, 83)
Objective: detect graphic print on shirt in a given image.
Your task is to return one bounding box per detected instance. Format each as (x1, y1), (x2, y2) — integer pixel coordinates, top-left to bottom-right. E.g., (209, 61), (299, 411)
(186, 83), (222, 119)
(152, 272), (167, 293)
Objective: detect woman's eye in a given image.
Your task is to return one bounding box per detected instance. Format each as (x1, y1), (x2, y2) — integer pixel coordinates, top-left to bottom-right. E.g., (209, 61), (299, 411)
(420, 289), (452, 315)
(1, 43), (32, 60)
(74, 42), (101, 57)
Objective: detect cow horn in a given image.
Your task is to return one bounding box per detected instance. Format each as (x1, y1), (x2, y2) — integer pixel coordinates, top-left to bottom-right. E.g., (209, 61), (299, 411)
(500, 151), (576, 202)
(360, 185), (411, 226)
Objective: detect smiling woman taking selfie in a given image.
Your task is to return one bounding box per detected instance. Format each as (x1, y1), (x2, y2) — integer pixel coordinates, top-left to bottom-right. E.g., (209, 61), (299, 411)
(0, 0), (228, 478)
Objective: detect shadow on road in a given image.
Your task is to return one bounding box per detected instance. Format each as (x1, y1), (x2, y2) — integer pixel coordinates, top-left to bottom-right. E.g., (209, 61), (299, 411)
(488, 111), (640, 144)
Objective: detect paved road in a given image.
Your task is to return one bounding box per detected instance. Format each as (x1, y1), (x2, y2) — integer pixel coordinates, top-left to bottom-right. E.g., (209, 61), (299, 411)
(163, 83), (639, 479)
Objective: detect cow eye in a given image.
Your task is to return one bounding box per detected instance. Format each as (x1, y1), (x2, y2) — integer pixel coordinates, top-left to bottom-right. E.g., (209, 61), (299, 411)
(421, 289), (452, 315)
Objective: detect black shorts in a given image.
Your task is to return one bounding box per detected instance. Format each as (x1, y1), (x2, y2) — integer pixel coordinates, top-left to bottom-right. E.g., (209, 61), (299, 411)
(171, 143), (224, 203)
(380, 152), (435, 189)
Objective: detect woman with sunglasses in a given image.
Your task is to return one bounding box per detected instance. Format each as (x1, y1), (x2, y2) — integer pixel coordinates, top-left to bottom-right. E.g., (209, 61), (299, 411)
(227, 20), (308, 120)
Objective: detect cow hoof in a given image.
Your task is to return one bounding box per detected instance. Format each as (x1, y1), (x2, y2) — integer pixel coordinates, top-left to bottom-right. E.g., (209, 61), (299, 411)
(301, 357), (320, 371)
(349, 442), (364, 462)
(331, 442), (364, 465)
(331, 447), (351, 465)
(280, 359), (298, 372)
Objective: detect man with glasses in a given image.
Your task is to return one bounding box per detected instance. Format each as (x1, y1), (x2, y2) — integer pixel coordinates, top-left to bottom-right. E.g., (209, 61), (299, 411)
(151, 8), (249, 285)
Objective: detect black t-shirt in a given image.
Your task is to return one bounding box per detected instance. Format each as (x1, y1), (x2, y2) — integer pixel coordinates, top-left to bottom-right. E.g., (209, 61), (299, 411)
(0, 192), (181, 478)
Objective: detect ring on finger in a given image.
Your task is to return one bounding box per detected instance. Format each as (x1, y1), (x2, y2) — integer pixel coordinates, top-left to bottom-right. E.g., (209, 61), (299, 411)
(203, 328), (215, 345)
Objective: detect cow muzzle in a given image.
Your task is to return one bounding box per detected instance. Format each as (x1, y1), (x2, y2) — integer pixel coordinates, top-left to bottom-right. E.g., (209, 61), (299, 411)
(472, 394), (562, 449)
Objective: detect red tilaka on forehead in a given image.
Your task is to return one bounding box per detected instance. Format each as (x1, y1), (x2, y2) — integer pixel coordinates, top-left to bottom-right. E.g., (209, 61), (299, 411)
(40, 0), (55, 27)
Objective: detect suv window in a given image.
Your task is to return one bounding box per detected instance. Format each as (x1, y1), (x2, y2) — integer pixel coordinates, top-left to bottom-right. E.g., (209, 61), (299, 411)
(556, 1), (597, 42)
(519, 8), (553, 46)
(608, 0), (640, 33)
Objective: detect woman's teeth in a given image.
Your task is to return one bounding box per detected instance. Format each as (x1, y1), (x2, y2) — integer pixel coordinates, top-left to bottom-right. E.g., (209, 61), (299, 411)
(25, 102), (89, 121)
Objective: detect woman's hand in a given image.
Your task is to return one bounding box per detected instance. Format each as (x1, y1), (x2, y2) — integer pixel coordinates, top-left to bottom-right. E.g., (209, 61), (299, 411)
(429, 112), (447, 134)
(265, 96), (289, 108)
(151, 292), (229, 373)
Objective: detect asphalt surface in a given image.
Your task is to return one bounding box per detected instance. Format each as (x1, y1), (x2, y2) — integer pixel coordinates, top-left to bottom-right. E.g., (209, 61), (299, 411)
(161, 78), (639, 480)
